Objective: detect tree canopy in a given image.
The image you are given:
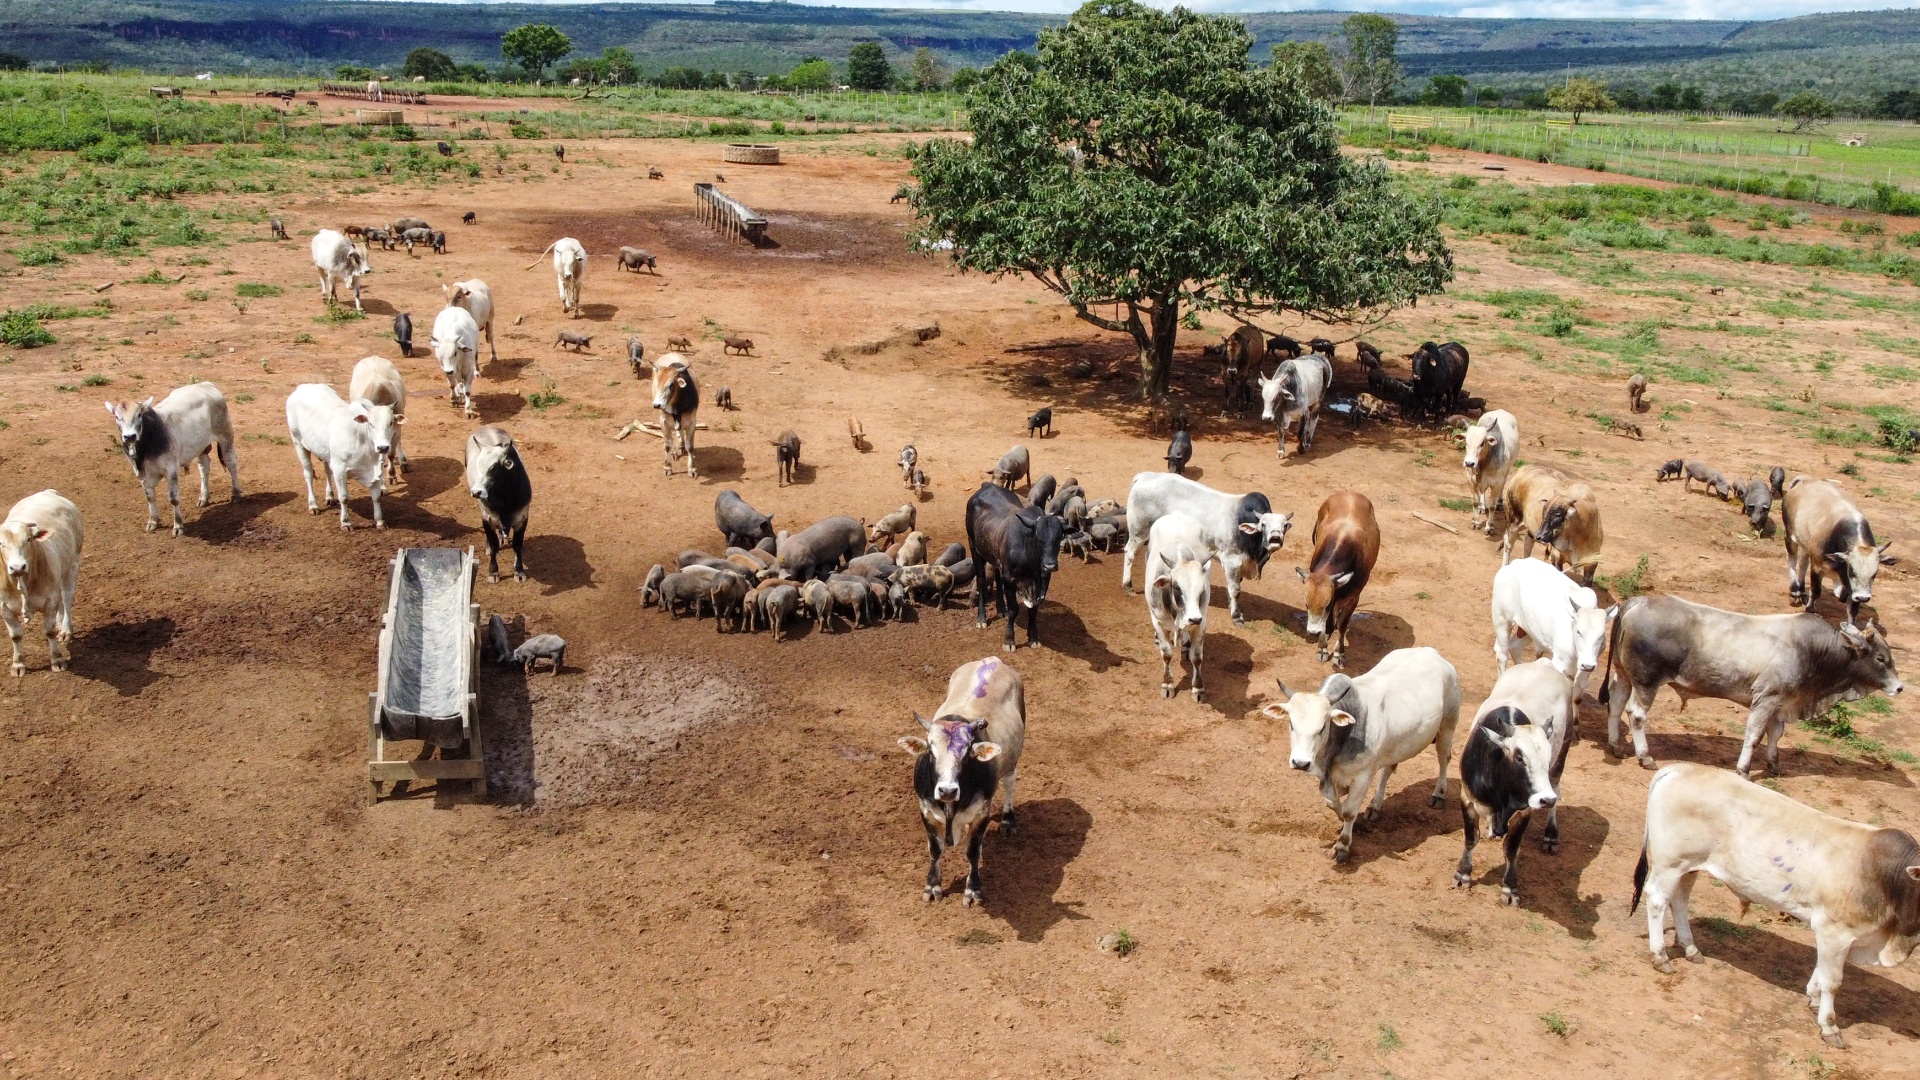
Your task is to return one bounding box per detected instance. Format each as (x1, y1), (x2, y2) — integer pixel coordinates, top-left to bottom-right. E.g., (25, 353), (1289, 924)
(911, 47), (945, 91)
(1777, 91), (1835, 132)
(786, 58), (833, 91)
(501, 24), (572, 79)
(1339, 13), (1401, 109)
(848, 42), (891, 90)
(1546, 77), (1616, 125)
(909, 0), (1452, 399)
(401, 47), (455, 82)
(1269, 41), (1338, 102)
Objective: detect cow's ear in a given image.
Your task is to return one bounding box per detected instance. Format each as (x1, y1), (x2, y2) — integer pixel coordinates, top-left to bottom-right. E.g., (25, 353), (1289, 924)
(1329, 710), (1356, 728)
(1332, 571), (1354, 588)
(142, 397), (155, 410)
(1825, 552), (1849, 569)
(1258, 703), (1290, 722)
(898, 736), (928, 756)
(391, 414), (406, 426)
(1905, 864), (1920, 881)
(353, 413), (370, 425)
(1151, 574), (1172, 592)
(1239, 522), (1260, 535)
(1295, 566), (1307, 582)
(1606, 604), (1621, 620)
(971, 741), (1001, 762)
(29, 525), (49, 542)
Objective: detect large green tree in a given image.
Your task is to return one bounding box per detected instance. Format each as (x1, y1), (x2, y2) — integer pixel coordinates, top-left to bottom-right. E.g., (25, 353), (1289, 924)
(1270, 41), (1338, 102)
(501, 24), (572, 79)
(1777, 91), (1835, 132)
(1547, 77), (1615, 125)
(909, 0), (1452, 399)
(402, 47), (456, 82)
(1339, 13), (1401, 110)
(848, 42), (892, 90)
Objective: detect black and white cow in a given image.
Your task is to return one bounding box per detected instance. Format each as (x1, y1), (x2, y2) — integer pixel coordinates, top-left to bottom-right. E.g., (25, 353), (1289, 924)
(466, 426), (531, 583)
(1455, 658), (1573, 905)
(898, 657), (1027, 906)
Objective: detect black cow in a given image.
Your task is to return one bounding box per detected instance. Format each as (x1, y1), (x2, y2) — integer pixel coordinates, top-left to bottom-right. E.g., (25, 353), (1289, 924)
(1411, 341), (1470, 420)
(1166, 429), (1192, 474)
(714, 489), (774, 550)
(466, 427), (531, 583)
(393, 312), (413, 358)
(966, 482), (1065, 651)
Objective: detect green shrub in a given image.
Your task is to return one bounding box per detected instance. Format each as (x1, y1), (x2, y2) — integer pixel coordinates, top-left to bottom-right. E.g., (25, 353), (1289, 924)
(235, 282), (282, 298)
(1686, 219), (1714, 237)
(0, 310), (56, 348)
(15, 245), (63, 266)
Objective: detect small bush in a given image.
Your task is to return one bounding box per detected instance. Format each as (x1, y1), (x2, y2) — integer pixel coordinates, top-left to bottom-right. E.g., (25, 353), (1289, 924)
(81, 373), (110, 387)
(15, 245), (63, 266)
(316, 304), (365, 324)
(1686, 219), (1714, 237)
(186, 289), (210, 301)
(1449, 174), (1478, 190)
(1438, 497), (1474, 512)
(236, 282), (283, 298)
(131, 269), (173, 285)
(528, 379), (565, 410)
(1878, 416), (1918, 454)
(1541, 1012), (1570, 1037)
(0, 310), (56, 348)
(1601, 555), (1651, 598)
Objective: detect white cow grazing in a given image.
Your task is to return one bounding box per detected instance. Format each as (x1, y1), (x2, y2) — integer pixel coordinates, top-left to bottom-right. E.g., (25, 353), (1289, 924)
(102, 382), (240, 536)
(1265, 646), (1460, 862)
(1491, 557), (1617, 697)
(348, 356), (408, 482)
(552, 237), (587, 318)
(443, 279), (498, 365)
(1144, 512), (1213, 701)
(285, 384), (402, 530)
(1635, 762), (1920, 1047)
(310, 229), (367, 310)
(1122, 472), (1293, 626)
(1, 489), (82, 676)
(1257, 352), (1332, 460)
(1461, 409), (1518, 535)
(430, 305), (480, 419)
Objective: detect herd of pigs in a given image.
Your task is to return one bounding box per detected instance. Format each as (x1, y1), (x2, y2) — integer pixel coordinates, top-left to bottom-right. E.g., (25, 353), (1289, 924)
(0, 224), (1914, 1053)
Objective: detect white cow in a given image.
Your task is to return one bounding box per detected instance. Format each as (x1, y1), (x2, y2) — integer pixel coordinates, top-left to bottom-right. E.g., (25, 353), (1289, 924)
(430, 305), (480, 419)
(1, 490), (82, 677)
(310, 229), (367, 310)
(552, 237), (587, 317)
(1257, 352), (1332, 460)
(1144, 512), (1213, 701)
(443, 279), (498, 365)
(1462, 409), (1518, 536)
(348, 356), (408, 482)
(1122, 472), (1293, 626)
(285, 384), (402, 530)
(1635, 762), (1920, 1047)
(1491, 557), (1617, 697)
(1265, 646), (1460, 862)
(102, 382), (240, 536)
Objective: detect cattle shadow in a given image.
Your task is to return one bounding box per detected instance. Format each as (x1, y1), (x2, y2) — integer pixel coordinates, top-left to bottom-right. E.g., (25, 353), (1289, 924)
(1034, 602), (1128, 672)
(577, 303), (620, 322)
(359, 297), (398, 317)
(477, 618), (535, 806)
(1610, 729), (1916, 789)
(369, 492), (471, 543)
(1707, 928), (1920, 1042)
(1332, 776), (1460, 870)
(68, 617), (174, 696)
(789, 461), (820, 486)
(985, 797), (1093, 943)
(1447, 802), (1610, 939)
(397, 455), (463, 502)
(525, 534), (594, 596)
(693, 446), (747, 484)
(482, 354), (532, 380)
(1200, 630), (1256, 717)
(190, 489), (294, 544)
(470, 393), (526, 423)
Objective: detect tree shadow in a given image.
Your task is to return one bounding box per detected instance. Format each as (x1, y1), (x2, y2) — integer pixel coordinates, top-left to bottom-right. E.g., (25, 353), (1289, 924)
(694, 445), (746, 484)
(985, 797), (1093, 943)
(1707, 928), (1920, 1042)
(190, 490), (294, 544)
(67, 617), (173, 696)
(577, 303), (620, 322)
(477, 615), (534, 806)
(525, 534), (594, 596)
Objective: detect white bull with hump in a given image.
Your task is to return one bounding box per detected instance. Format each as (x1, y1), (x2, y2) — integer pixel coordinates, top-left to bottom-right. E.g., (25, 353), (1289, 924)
(1121, 472), (1292, 626)
(1, 489), (82, 677)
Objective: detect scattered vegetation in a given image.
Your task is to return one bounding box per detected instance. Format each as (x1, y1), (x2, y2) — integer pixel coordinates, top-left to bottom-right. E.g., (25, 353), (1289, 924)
(0, 310), (56, 348)
(1540, 1011), (1570, 1037)
(528, 380), (566, 410)
(235, 282), (282, 298)
(1437, 497), (1474, 512)
(1599, 555), (1651, 598)
(1377, 1024), (1402, 1052)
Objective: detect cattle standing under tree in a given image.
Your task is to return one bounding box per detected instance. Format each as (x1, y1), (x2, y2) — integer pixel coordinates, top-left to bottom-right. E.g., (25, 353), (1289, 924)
(898, 657), (1027, 905)
(1, 490), (82, 677)
(966, 482), (1065, 652)
(1410, 341), (1470, 420)
(1633, 761), (1920, 1047)
(1258, 351), (1332, 460)
(1297, 491), (1379, 667)
(466, 426), (531, 583)
(1602, 593), (1902, 776)
(1782, 478), (1893, 626)
(102, 384), (241, 536)
(1221, 325), (1261, 418)
(1265, 647), (1460, 862)
(650, 356), (700, 479)
(1455, 658), (1574, 905)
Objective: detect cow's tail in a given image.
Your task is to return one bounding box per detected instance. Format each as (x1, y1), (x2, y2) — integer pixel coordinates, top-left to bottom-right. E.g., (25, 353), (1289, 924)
(522, 240), (560, 271)
(1630, 841), (1649, 916)
(1599, 596), (1630, 706)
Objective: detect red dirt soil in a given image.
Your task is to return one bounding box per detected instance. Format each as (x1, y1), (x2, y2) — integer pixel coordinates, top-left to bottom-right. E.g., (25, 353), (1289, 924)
(1, 135), (1917, 1079)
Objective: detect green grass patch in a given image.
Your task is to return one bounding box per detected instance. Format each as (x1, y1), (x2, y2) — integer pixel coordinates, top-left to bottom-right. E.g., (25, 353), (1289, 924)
(1438, 497), (1474, 512)
(315, 304), (364, 324)
(1599, 555), (1651, 599)
(235, 282), (282, 298)
(527, 380), (565, 410)
(1697, 916), (1753, 939)
(0, 310), (56, 348)
(81, 372), (110, 386)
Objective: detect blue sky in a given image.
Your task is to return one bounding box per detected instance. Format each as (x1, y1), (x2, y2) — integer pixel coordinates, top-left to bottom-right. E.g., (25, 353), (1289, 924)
(397, 0), (1914, 18)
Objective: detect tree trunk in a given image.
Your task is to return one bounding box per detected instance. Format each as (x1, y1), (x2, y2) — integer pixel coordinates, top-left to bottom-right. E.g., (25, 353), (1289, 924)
(1134, 298), (1179, 400)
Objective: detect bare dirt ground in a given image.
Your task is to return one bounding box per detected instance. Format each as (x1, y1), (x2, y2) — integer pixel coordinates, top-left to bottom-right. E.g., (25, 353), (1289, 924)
(2, 133), (1919, 1079)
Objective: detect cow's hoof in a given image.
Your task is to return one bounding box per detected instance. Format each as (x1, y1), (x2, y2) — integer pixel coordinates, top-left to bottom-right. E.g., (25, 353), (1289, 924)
(1190, 688), (1204, 703)
(1161, 685), (1174, 699)
(171, 525), (185, 538)
(144, 520), (159, 533)
(50, 660), (67, 672)
(1638, 756), (1657, 771)
(923, 885), (941, 902)
(306, 505), (320, 516)
(1330, 654), (1346, 668)
(8, 663), (23, 677)
(1315, 648), (1329, 662)
(1001, 645), (1017, 654)
(1231, 615), (1246, 628)
(1542, 838), (1559, 854)
(1652, 956), (1675, 975)
(1000, 814), (1016, 835)
(1500, 889), (1520, 906)
(514, 571), (527, 582)
(1363, 807), (1382, 823)
(488, 573), (501, 584)
(1684, 947), (1703, 963)
(1332, 847), (1351, 864)
(1452, 873), (1471, 890)
(339, 522), (354, 532)
(1822, 1032), (1846, 1049)
(963, 889), (983, 907)
(1606, 741), (1625, 759)
(196, 496), (210, 508)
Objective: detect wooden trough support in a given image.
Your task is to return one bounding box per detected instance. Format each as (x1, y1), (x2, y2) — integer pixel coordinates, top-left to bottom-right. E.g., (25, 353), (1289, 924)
(368, 547), (485, 804)
(694, 182), (768, 246)
(320, 82), (429, 105)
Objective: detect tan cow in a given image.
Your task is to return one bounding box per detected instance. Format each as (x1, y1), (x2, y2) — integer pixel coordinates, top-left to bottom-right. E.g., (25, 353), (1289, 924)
(1634, 762), (1920, 1047)
(1, 490), (83, 676)
(898, 657), (1027, 905)
(1297, 491), (1380, 667)
(1461, 409), (1518, 536)
(1782, 477), (1893, 626)
(1500, 464), (1603, 584)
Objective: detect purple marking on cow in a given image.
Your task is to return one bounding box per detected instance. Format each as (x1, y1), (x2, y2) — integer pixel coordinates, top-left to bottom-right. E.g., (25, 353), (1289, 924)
(942, 721), (975, 758)
(971, 659), (998, 699)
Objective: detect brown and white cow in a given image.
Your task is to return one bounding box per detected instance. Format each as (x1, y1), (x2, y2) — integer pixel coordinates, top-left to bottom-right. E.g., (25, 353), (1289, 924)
(1634, 762), (1920, 1047)
(898, 657), (1027, 906)
(649, 355), (699, 479)
(1602, 593), (1902, 776)
(1297, 491), (1379, 667)
(1500, 464), (1603, 584)
(1, 490), (83, 677)
(1782, 478), (1893, 626)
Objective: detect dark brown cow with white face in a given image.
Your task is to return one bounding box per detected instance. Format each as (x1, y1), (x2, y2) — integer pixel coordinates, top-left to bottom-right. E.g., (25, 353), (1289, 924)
(1297, 491), (1379, 667)
(1782, 477), (1894, 626)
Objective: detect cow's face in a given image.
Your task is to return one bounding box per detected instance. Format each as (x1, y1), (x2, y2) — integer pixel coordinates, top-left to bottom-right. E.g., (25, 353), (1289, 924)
(468, 438), (515, 500)
(1462, 422), (1494, 474)
(899, 714), (1000, 805)
(444, 284), (472, 309)
(1152, 549), (1211, 630)
(1569, 596), (1617, 676)
(1239, 512), (1294, 573)
(1296, 565), (1353, 637)
(354, 403), (401, 462)
(0, 520), (48, 583)
(1266, 682), (1352, 774)
(1839, 621), (1903, 696)
(1258, 369), (1295, 422)
(652, 366), (688, 411)
(1534, 498), (1575, 545)
(1827, 542), (1890, 604)
(1481, 712), (1559, 810)
(103, 398), (152, 461)
(344, 247), (367, 279)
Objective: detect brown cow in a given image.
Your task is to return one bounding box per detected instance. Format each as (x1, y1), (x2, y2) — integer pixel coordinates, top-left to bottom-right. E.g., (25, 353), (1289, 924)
(1782, 477), (1894, 625)
(1222, 324), (1262, 417)
(1500, 464), (1603, 584)
(1296, 491), (1380, 667)
(649, 357), (699, 479)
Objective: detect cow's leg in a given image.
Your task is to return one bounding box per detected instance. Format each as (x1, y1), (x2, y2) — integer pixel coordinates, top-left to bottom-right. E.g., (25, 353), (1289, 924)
(140, 472), (162, 532)
(1452, 802), (1479, 889)
(1330, 606), (1353, 667)
(351, 278), (362, 312)
(510, 521), (527, 582)
(3, 603), (24, 677)
(1624, 684), (1659, 769)
(1000, 768), (1018, 832)
(1809, 923), (1852, 1047)
(1786, 536), (1806, 605)
(1302, 410), (1319, 452)
(1224, 561), (1246, 627)
(1499, 813), (1532, 905)
(960, 817), (991, 906)
(1542, 806), (1561, 854)
(1666, 870), (1704, 963)
(1331, 784), (1366, 862)
(165, 465), (184, 536)
(922, 820), (944, 901)
(1000, 581), (1017, 652)
(1499, 523), (1515, 565)
(1155, 621), (1175, 698)
(1764, 711), (1790, 777)
(481, 519), (502, 582)
(295, 448), (320, 513)
(1366, 763), (1397, 822)
(332, 465), (353, 530)
(1471, 489), (1487, 534)
(1429, 722), (1454, 807)
(40, 608), (61, 672)
(1121, 529), (1141, 591)
(683, 420), (698, 479)
(368, 478), (385, 530)
(1025, 597), (1040, 649)
(1643, 864), (1682, 972)
(1187, 628), (1205, 702)
(484, 320), (498, 364)
(974, 563), (990, 629)
(193, 450), (212, 507)
(1735, 702), (1778, 779)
